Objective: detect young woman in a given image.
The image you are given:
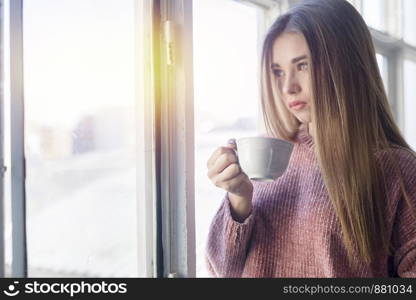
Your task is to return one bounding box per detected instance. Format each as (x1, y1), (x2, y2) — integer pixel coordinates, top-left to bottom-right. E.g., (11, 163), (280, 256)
(205, 0), (416, 277)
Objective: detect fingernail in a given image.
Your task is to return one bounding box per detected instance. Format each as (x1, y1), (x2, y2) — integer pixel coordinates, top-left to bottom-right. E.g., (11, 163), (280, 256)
(227, 138), (236, 145)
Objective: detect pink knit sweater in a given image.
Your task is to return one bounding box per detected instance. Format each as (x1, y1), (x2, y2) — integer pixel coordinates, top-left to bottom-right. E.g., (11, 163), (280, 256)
(206, 125), (416, 277)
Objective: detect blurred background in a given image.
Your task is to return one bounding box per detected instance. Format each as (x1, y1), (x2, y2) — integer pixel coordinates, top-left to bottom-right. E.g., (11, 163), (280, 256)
(1, 0), (415, 277)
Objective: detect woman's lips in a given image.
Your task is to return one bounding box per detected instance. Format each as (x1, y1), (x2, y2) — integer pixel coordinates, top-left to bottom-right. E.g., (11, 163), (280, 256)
(289, 101), (307, 111)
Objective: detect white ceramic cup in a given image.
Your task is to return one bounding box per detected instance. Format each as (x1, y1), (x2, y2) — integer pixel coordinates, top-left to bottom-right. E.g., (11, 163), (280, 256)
(236, 137), (294, 182)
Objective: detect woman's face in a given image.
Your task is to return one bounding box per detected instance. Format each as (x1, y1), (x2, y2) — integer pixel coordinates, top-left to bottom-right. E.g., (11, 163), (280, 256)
(272, 32), (312, 124)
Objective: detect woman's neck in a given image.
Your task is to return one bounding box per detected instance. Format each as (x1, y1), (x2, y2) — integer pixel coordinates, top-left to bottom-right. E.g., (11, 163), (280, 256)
(306, 122), (315, 140)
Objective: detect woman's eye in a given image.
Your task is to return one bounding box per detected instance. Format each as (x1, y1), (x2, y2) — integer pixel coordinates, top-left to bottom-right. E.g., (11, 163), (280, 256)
(272, 69), (284, 77)
(298, 62), (308, 71)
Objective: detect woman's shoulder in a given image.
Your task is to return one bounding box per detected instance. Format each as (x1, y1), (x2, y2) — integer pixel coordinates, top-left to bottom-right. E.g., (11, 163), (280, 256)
(375, 145), (416, 186)
(375, 146), (416, 168)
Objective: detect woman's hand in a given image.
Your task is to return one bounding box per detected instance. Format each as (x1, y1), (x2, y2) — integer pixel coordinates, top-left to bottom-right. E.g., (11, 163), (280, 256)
(207, 139), (253, 222)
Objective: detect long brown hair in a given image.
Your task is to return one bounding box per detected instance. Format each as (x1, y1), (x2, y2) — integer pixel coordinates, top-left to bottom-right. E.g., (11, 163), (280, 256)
(260, 0), (416, 264)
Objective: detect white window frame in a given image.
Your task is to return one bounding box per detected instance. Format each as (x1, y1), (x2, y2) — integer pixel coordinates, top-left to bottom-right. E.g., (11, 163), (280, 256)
(137, 0), (158, 278)
(342, 0), (416, 136)
(157, 0), (196, 278)
(9, 0), (26, 278)
(0, 0), (5, 278)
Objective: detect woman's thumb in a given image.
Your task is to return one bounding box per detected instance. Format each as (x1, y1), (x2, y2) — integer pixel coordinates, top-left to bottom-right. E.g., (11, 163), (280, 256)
(227, 138), (237, 149)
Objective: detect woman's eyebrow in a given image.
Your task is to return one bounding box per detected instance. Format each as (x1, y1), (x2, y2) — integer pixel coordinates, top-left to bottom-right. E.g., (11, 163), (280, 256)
(271, 55), (308, 68)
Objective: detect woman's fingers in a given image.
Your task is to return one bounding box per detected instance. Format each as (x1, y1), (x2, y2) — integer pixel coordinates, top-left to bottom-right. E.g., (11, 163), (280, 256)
(211, 163), (241, 185)
(206, 139), (237, 169)
(214, 171), (247, 194)
(207, 146), (229, 169)
(206, 140), (252, 196)
(207, 152), (238, 179)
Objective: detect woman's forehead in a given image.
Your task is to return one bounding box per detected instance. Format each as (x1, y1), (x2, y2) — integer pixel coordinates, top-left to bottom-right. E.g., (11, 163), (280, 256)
(272, 32), (310, 65)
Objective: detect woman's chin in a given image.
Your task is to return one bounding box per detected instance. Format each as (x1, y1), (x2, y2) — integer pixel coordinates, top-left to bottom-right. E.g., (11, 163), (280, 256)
(294, 112), (312, 124)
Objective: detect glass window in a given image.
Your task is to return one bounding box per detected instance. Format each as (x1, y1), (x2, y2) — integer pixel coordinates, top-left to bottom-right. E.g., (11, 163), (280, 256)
(346, 0), (361, 11)
(23, 0), (139, 277)
(404, 59), (416, 151)
(362, 0), (387, 32)
(376, 53), (388, 95)
(403, 0), (416, 46)
(193, 0), (261, 277)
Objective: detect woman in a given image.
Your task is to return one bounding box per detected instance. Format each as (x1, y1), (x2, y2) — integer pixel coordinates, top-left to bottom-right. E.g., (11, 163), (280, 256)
(205, 0), (416, 277)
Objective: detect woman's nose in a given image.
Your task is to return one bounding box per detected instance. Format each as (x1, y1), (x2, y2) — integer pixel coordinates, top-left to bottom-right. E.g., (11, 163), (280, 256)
(282, 74), (301, 95)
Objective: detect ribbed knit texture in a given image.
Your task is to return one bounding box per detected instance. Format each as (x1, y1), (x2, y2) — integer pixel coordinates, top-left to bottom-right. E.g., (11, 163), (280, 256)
(205, 124), (416, 277)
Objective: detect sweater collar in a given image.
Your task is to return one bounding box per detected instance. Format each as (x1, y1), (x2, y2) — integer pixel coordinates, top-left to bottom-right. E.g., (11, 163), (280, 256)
(296, 123), (314, 148)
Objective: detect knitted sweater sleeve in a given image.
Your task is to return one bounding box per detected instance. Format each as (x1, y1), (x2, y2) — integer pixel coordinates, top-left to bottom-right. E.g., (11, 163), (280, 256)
(205, 192), (257, 277)
(390, 148), (416, 278)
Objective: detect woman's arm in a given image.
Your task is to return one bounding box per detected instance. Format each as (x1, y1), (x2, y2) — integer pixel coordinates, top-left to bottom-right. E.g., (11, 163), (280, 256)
(205, 192), (256, 277)
(390, 149), (416, 277)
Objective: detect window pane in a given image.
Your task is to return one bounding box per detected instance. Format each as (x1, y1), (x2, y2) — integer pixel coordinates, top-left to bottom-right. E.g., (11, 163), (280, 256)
(193, 0), (260, 277)
(346, 0), (360, 11)
(404, 59), (416, 151)
(362, 0), (387, 32)
(24, 0), (139, 277)
(376, 53), (388, 95)
(403, 0), (416, 46)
